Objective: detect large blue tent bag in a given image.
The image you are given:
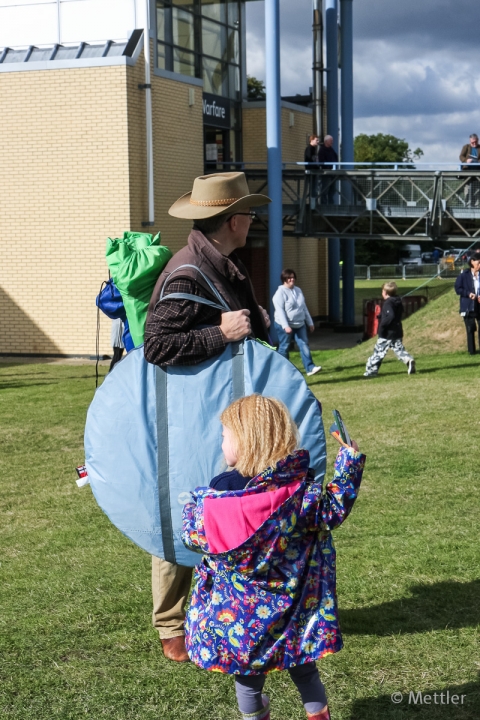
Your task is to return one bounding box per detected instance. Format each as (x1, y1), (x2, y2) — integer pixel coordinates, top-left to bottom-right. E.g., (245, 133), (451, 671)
(84, 339), (326, 567)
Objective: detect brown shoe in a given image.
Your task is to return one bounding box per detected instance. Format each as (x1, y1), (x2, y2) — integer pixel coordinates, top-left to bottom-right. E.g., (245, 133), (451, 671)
(160, 635), (190, 662)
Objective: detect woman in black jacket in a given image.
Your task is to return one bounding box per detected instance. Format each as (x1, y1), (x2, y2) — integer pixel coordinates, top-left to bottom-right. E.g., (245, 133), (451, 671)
(364, 282), (416, 377)
(455, 252), (480, 354)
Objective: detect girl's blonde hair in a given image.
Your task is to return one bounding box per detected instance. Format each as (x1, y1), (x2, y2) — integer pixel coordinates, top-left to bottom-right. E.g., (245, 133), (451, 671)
(220, 394), (299, 477)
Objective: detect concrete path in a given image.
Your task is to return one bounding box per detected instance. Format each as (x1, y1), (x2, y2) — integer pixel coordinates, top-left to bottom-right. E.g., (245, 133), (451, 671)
(309, 325), (363, 351)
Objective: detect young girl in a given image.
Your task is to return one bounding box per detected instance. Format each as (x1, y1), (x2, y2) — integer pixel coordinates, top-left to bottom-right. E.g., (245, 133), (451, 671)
(181, 395), (365, 720)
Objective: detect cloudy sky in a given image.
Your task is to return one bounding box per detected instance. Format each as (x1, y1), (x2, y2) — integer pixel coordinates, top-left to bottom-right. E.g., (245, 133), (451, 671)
(246, 0), (479, 163)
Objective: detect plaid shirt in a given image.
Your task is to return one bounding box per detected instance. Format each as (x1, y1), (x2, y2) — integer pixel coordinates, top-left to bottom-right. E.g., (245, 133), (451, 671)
(144, 278), (226, 366)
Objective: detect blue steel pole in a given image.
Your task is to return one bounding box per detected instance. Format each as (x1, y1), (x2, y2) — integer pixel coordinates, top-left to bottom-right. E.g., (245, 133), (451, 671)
(325, 0), (340, 324)
(340, 0), (355, 326)
(265, 0), (283, 331)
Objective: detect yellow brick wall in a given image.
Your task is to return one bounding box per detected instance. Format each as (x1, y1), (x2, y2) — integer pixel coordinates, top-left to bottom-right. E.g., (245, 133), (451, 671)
(126, 55), (148, 233)
(152, 77), (204, 256)
(281, 108), (314, 163)
(0, 41), (204, 356)
(242, 105), (313, 164)
(0, 65), (131, 356)
(317, 238), (328, 317)
(0, 46), (325, 356)
(282, 237), (328, 318)
(126, 48), (204, 256)
(242, 108), (267, 163)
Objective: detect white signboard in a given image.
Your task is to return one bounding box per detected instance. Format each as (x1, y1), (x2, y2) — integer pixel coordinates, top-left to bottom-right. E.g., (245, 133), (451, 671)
(205, 143), (218, 162)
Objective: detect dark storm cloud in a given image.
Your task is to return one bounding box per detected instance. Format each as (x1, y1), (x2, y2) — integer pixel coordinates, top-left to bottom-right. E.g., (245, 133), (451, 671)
(246, 0), (480, 162)
(354, 0), (479, 49)
(353, 0), (480, 121)
(353, 46), (474, 118)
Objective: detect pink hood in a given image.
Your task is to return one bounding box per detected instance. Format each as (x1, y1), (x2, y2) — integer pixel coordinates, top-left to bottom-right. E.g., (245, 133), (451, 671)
(203, 479), (302, 554)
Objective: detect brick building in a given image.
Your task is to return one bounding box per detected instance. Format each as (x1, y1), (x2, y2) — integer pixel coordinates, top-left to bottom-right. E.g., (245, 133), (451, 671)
(0, 0), (326, 357)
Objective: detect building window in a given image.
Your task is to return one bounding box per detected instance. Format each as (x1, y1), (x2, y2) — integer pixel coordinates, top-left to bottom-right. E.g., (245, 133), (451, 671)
(156, 0), (241, 100)
(157, 43), (167, 69)
(202, 18), (227, 60)
(228, 63), (240, 99)
(203, 57), (228, 95)
(173, 0), (196, 9)
(227, 26), (239, 64)
(172, 6), (195, 51)
(227, 0), (239, 27)
(174, 47), (196, 76)
(157, 3), (166, 41)
(201, 0), (226, 24)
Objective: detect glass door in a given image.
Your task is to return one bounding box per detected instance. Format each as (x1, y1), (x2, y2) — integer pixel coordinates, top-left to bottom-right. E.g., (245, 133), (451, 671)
(204, 128), (228, 171)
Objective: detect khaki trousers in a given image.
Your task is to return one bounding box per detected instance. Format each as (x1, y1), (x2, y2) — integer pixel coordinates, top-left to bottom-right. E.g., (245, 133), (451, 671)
(151, 555), (193, 639)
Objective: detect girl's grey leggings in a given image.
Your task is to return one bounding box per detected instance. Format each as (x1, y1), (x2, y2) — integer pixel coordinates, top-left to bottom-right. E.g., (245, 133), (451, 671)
(235, 661), (327, 715)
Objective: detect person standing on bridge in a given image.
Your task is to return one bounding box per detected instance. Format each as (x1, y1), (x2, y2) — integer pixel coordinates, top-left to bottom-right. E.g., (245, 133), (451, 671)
(304, 134), (320, 208)
(318, 135), (338, 205)
(459, 133), (480, 207)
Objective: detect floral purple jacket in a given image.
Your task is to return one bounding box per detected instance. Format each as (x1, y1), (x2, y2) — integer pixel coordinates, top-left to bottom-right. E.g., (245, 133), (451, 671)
(181, 447), (366, 675)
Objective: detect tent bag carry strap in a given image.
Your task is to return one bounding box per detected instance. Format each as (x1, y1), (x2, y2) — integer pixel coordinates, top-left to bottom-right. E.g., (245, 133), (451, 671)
(157, 264), (231, 312)
(159, 293), (227, 312)
(155, 342), (244, 563)
(155, 266), (241, 560)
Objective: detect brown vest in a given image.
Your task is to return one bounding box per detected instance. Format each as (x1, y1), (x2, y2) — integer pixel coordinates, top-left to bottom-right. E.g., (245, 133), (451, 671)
(147, 229), (269, 342)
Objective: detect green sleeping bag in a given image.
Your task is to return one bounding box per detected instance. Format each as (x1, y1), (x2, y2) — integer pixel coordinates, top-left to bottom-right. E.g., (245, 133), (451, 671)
(106, 231), (172, 346)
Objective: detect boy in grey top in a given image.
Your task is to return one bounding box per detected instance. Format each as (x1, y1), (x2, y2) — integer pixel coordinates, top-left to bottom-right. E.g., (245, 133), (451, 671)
(272, 269), (321, 376)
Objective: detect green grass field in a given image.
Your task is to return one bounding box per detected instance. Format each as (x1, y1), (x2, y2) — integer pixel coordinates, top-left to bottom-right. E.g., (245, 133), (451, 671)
(1, 335), (479, 718)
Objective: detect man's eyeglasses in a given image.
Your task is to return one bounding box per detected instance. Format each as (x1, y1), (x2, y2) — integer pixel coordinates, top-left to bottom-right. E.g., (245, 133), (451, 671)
(286, 277), (296, 282)
(232, 211), (257, 220)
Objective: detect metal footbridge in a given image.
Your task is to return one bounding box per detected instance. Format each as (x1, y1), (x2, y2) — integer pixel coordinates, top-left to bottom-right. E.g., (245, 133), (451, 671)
(240, 163), (480, 242)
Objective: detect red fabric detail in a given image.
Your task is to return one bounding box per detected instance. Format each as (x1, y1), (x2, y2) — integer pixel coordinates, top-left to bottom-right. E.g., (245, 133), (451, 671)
(307, 709), (330, 720)
(203, 481), (302, 554)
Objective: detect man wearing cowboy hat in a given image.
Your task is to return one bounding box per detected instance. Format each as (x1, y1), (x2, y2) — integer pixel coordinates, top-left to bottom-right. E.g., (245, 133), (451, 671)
(144, 172), (271, 662)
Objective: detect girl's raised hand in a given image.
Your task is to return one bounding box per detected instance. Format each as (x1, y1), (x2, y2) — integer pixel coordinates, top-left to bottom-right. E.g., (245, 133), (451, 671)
(331, 432), (359, 452)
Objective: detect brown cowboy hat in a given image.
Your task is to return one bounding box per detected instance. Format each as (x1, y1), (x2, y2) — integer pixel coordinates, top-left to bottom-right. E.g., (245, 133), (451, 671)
(168, 172), (271, 219)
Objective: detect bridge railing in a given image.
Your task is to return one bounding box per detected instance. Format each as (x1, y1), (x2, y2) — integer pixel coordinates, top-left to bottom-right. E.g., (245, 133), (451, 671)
(354, 264), (443, 280)
(206, 163), (480, 240)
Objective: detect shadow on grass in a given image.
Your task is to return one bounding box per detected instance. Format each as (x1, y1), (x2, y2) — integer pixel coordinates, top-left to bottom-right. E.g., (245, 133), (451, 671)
(349, 677), (480, 719)
(305, 361), (480, 385)
(0, 380), (60, 390)
(340, 580), (480, 635)
(0, 371), (100, 387)
(307, 373), (380, 386)
(413, 363), (480, 375)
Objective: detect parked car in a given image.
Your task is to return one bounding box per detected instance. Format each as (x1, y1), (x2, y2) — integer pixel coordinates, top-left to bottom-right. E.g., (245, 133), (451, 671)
(400, 243), (422, 265)
(449, 248), (471, 263)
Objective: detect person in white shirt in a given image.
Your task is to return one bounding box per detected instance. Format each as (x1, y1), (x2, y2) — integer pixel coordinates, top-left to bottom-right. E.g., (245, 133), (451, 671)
(272, 269), (321, 376)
